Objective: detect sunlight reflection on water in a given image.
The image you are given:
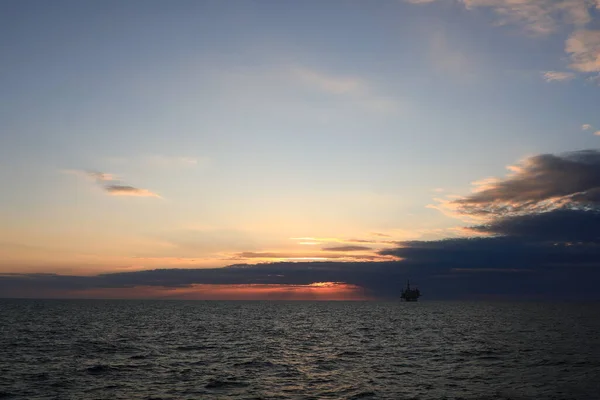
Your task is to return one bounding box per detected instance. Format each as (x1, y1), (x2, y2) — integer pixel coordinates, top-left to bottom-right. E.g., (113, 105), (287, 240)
(1, 300), (599, 399)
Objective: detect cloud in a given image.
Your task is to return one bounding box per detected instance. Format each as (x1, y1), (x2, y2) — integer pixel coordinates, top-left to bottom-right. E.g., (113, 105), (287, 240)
(34, 149), (600, 300)
(0, 263), (391, 299)
(290, 67), (400, 113)
(87, 171), (117, 181)
(105, 185), (161, 198)
(139, 155), (205, 168)
(215, 64), (404, 117)
(406, 0), (599, 81)
(370, 232), (392, 237)
(107, 155), (208, 169)
(231, 250), (391, 262)
(292, 67), (364, 95)
(11, 149), (600, 301)
(234, 251), (315, 259)
(291, 237), (364, 244)
(321, 245), (373, 252)
(59, 282), (368, 301)
(566, 30), (600, 73)
(0, 261), (418, 300)
(62, 169), (118, 182)
(379, 205), (600, 299)
(290, 236), (398, 247)
(582, 124), (593, 130)
(381, 202), (600, 276)
(470, 208), (600, 242)
(66, 169), (161, 199)
(448, 150), (600, 216)
(380, 232), (600, 272)
(429, 30), (477, 80)
(373, 148), (600, 299)
(407, 0), (593, 34)
(3, 248), (599, 299)
(466, 0), (591, 34)
(595, 131), (600, 136)
(542, 71), (576, 82)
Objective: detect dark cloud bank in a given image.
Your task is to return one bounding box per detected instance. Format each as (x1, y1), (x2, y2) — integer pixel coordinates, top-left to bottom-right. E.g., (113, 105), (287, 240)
(4, 150), (600, 300)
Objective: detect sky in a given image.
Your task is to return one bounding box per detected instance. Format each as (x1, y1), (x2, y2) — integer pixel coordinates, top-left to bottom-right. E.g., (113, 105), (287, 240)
(2, 0), (600, 299)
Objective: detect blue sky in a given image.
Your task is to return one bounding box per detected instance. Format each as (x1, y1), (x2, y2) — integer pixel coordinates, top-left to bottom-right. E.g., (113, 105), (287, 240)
(2, 0), (600, 277)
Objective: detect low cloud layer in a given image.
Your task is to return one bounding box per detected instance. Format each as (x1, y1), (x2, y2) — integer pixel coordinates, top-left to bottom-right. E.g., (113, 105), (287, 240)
(378, 149), (600, 299)
(321, 245), (372, 252)
(470, 208), (600, 242)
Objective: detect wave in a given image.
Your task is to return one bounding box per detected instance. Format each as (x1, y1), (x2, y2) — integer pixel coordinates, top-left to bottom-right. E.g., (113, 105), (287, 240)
(348, 391), (377, 399)
(85, 364), (118, 375)
(205, 378), (248, 389)
(233, 359), (277, 368)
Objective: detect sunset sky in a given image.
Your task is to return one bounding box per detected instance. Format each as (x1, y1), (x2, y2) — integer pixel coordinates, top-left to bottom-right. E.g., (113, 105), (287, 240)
(2, 0), (600, 299)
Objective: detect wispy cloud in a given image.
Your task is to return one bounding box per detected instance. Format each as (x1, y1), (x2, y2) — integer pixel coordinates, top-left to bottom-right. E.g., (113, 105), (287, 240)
(429, 30), (477, 80)
(582, 124), (593, 130)
(230, 250), (395, 263)
(462, 0), (592, 35)
(245, 252), (367, 260)
(406, 0), (599, 82)
(63, 169), (117, 182)
(321, 246), (372, 252)
(235, 251), (313, 259)
(292, 67), (364, 95)
(215, 64), (404, 116)
(595, 131), (600, 136)
(107, 155), (208, 168)
(105, 185), (161, 198)
(290, 236), (397, 245)
(87, 171), (117, 181)
(291, 237), (355, 244)
(66, 170), (161, 198)
(542, 71), (576, 82)
(407, 0), (593, 34)
(139, 155), (205, 168)
(290, 66), (401, 113)
(370, 232), (392, 238)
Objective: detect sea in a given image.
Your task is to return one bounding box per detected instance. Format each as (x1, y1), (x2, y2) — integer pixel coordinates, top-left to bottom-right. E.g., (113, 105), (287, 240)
(0, 300), (599, 400)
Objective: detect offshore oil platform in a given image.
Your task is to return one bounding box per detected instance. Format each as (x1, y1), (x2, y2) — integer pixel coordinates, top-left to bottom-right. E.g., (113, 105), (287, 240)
(400, 280), (421, 302)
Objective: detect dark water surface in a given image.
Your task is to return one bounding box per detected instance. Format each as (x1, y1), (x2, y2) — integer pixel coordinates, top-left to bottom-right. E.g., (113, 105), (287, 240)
(0, 300), (598, 399)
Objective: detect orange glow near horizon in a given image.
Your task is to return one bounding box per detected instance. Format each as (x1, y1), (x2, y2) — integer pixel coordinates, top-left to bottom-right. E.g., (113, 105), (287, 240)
(53, 282), (369, 300)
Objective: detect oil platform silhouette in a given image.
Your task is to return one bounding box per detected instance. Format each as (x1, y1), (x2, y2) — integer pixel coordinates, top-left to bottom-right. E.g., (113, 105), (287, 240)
(400, 280), (421, 302)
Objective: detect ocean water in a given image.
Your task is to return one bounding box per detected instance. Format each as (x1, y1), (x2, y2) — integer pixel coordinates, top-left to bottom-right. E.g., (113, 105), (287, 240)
(0, 300), (598, 400)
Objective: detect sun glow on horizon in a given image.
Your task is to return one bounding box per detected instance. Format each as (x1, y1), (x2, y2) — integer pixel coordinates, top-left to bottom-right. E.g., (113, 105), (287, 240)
(45, 282), (369, 301)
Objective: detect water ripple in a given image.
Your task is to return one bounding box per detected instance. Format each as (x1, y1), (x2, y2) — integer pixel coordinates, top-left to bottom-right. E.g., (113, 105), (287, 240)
(1, 300), (599, 399)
